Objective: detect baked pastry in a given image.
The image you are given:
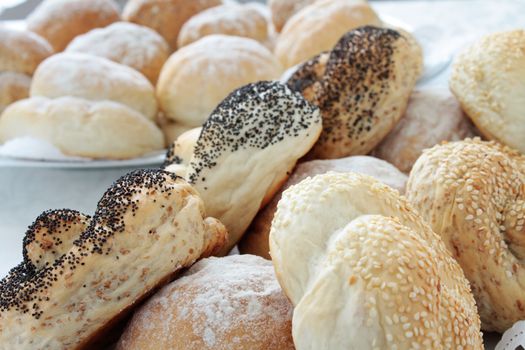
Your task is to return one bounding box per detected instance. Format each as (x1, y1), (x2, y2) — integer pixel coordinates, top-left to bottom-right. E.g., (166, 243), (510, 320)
(0, 169), (227, 349)
(0, 96), (164, 159)
(123, 0), (222, 50)
(239, 156), (407, 259)
(156, 113), (194, 146)
(372, 88), (479, 173)
(268, 0), (316, 32)
(164, 127), (201, 177)
(117, 255), (294, 349)
(26, 0), (120, 52)
(177, 3), (268, 48)
(274, 0), (380, 68)
(287, 26), (423, 159)
(0, 27), (53, 113)
(270, 172), (483, 349)
(449, 29), (525, 154)
(66, 22), (170, 84)
(157, 35), (282, 127)
(406, 138), (525, 332)
(164, 81), (322, 255)
(31, 53), (157, 120)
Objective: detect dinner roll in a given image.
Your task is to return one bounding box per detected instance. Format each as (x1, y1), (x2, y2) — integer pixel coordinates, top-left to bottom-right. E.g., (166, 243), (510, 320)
(0, 170), (227, 349)
(0, 73), (31, 114)
(270, 172), (483, 349)
(407, 138), (525, 332)
(164, 81), (322, 255)
(31, 53), (157, 120)
(164, 127), (201, 178)
(275, 0), (379, 68)
(239, 156), (407, 259)
(156, 113), (194, 146)
(26, 0), (120, 52)
(288, 26), (423, 159)
(0, 96), (164, 159)
(0, 27), (53, 112)
(268, 0), (316, 32)
(66, 22), (170, 84)
(157, 35), (282, 127)
(449, 29), (525, 153)
(117, 255), (294, 350)
(177, 3), (268, 48)
(123, 0), (222, 50)
(372, 88), (479, 173)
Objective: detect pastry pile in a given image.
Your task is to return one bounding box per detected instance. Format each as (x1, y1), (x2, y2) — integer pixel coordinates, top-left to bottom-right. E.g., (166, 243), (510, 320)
(1, 0), (524, 349)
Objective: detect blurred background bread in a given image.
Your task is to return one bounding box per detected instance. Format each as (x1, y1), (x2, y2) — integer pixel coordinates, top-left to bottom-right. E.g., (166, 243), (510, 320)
(156, 35), (282, 128)
(0, 26), (52, 113)
(274, 0), (379, 68)
(123, 0), (223, 50)
(177, 3), (269, 48)
(26, 0), (120, 52)
(268, 0), (315, 32)
(66, 22), (170, 84)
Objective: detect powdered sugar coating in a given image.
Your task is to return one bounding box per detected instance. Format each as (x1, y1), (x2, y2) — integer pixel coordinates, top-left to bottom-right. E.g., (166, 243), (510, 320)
(66, 22), (169, 84)
(117, 255), (294, 349)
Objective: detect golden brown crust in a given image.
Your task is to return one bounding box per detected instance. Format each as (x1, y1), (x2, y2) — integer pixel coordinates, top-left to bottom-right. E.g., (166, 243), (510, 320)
(123, 0), (222, 50)
(406, 138), (525, 332)
(26, 0), (120, 52)
(268, 0), (315, 32)
(0, 72), (31, 113)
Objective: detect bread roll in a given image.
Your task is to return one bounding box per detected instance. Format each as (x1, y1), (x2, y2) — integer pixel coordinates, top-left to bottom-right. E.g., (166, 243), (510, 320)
(449, 29), (525, 154)
(0, 27), (53, 75)
(31, 53), (157, 120)
(270, 172), (483, 349)
(177, 3), (268, 48)
(0, 96), (164, 159)
(0, 72), (31, 114)
(407, 138), (525, 332)
(0, 170), (227, 349)
(117, 255), (294, 349)
(288, 26), (423, 159)
(164, 127), (201, 178)
(156, 112), (194, 146)
(239, 156), (407, 259)
(0, 27), (53, 112)
(164, 81), (322, 255)
(66, 22), (170, 84)
(123, 0), (222, 50)
(157, 35), (282, 127)
(26, 0), (120, 52)
(274, 0), (378, 68)
(268, 0), (316, 32)
(372, 88), (479, 173)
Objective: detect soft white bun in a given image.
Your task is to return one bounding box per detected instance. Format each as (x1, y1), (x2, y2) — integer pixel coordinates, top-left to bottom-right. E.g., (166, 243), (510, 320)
(66, 22), (170, 84)
(239, 155), (407, 259)
(177, 3), (269, 48)
(268, 0), (315, 32)
(372, 88), (479, 173)
(164, 81), (322, 255)
(123, 0), (222, 50)
(288, 26), (423, 159)
(117, 255), (294, 349)
(164, 127), (202, 178)
(26, 0), (120, 52)
(157, 35), (282, 127)
(270, 172), (483, 349)
(407, 138), (525, 332)
(449, 29), (525, 153)
(274, 0), (377, 68)
(0, 170), (227, 349)
(31, 53), (157, 120)
(0, 96), (164, 159)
